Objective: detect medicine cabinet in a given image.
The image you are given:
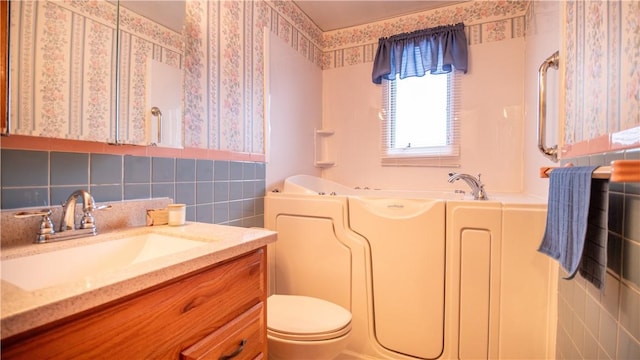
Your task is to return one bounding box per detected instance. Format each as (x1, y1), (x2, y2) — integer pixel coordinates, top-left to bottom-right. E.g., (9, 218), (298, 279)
(6, 0), (184, 148)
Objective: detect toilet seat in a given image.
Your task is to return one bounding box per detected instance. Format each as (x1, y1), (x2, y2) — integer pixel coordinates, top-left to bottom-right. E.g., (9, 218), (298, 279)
(267, 295), (352, 341)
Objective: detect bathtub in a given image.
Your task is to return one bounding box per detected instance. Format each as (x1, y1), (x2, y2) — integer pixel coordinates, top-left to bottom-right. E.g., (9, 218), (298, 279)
(281, 174), (466, 199)
(265, 175), (556, 360)
(281, 174), (547, 203)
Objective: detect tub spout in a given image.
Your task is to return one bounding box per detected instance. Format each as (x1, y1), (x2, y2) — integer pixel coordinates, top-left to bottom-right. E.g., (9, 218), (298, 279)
(448, 172), (488, 200)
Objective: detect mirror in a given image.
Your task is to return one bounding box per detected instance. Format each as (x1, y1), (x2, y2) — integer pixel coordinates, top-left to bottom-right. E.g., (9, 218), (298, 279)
(116, 1), (185, 148)
(7, 1), (185, 147)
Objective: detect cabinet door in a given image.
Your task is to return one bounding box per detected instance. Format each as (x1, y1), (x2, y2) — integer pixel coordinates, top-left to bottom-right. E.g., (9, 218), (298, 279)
(9, 1), (117, 142)
(2, 249), (266, 359)
(7, 1), (184, 146)
(116, 3), (184, 147)
(1, 0), (7, 135)
(181, 303), (264, 360)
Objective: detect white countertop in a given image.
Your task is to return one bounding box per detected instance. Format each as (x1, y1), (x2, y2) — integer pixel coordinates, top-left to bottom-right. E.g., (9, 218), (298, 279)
(1, 223), (277, 339)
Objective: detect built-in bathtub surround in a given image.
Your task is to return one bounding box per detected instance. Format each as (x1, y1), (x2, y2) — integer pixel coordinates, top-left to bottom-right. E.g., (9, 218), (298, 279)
(0, 149), (266, 229)
(555, 148), (640, 359)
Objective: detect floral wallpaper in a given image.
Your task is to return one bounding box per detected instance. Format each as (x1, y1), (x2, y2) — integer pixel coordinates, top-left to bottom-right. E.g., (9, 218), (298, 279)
(262, 0), (527, 71)
(10, 1), (115, 141)
(9, 0), (182, 144)
(266, 0), (323, 67)
(563, 0), (639, 149)
(11, 0), (532, 153)
(182, 0), (269, 151)
(181, 0), (528, 150)
(182, 0), (326, 150)
(320, 0), (527, 70)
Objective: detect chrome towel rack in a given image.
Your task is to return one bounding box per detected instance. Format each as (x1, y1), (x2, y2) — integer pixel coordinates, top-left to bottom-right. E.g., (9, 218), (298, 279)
(537, 51), (560, 162)
(540, 160), (640, 182)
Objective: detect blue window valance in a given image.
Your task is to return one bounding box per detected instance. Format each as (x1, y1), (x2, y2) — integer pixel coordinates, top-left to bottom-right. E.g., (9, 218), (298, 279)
(372, 23), (468, 84)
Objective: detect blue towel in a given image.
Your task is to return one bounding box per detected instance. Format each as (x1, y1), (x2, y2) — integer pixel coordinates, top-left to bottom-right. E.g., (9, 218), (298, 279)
(538, 166), (604, 283)
(578, 178), (609, 289)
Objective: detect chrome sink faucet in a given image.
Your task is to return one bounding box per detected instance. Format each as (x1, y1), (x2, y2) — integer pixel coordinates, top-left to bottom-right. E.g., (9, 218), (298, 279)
(14, 189), (111, 243)
(60, 189), (98, 232)
(448, 172), (489, 200)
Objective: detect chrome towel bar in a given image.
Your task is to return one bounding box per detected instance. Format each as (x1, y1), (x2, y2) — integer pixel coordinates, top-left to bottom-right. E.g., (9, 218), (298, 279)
(540, 160), (640, 182)
(537, 51), (560, 162)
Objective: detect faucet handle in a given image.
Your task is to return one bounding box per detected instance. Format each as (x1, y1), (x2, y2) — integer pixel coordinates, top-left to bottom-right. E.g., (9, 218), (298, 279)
(80, 210), (96, 230)
(15, 209), (56, 239)
(476, 174), (489, 200)
(81, 204), (112, 230)
(14, 209), (52, 219)
(86, 204), (112, 212)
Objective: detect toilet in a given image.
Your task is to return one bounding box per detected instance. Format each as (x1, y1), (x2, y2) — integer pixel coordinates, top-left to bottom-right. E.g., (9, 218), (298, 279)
(267, 294), (352, 360)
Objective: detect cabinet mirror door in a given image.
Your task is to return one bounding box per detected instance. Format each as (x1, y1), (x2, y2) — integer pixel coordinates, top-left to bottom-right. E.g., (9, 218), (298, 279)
(116, 0), (184, 148)
(7, 0), (184, 148)
(8, 1), (118, 142)
(2, 0), (8, 135)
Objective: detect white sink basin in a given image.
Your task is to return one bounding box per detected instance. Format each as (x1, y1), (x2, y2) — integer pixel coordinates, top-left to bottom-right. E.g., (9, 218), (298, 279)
(1, 233), (208, 291)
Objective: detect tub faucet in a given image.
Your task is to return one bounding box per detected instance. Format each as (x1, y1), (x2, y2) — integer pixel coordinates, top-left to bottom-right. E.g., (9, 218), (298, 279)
(448, 172), (488, 200)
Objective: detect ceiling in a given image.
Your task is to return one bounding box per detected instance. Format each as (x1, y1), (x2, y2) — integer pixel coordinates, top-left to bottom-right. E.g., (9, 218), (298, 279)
(118, 1), (468, 34)
(293, 1), (469, 32)
(118, 1), (185, 33)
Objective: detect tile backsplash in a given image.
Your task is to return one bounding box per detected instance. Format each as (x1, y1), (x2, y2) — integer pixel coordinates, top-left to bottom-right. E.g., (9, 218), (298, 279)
(1, 198), (172, 248)
(556, 148), (640, 359)
(1, 149), (266, 228)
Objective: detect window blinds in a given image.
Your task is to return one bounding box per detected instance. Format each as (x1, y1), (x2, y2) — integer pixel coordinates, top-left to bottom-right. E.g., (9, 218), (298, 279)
(380, 72), (461, 167)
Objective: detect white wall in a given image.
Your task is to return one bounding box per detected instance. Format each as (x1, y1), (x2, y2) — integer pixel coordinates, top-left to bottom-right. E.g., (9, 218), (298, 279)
(265, 32), (323, 191)
(322, 38), (527, 194)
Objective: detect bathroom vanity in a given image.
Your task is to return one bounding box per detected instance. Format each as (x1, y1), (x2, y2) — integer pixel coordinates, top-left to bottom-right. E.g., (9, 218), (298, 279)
(1, 223), (276, 359)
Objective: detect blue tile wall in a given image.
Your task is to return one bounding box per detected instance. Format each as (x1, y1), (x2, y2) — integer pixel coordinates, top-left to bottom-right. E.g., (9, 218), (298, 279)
(196, 159), (214, 181)
(1, 149), (50, 207)
(176, 158), (196, 182)
(124, 156), (151, 184)
(90, 154), (122, 185)
(51, 152), (89, 186)
(0, 149), (265, 227)
(556, 148), (640, 359)
(152, 157), (175, 182)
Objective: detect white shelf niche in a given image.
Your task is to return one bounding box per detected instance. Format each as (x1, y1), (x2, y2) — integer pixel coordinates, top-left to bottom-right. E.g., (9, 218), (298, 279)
(314, 129), (335, 167)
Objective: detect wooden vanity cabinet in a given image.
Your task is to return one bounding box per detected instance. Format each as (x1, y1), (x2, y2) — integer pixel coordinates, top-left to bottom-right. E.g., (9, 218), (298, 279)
(2, 248), (267, 359)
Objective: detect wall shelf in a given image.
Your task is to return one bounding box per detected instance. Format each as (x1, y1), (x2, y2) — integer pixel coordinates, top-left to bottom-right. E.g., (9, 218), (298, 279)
(315, 129), (335, 136)
(315, 161), (336, 168)
(314, 129), (335, 168)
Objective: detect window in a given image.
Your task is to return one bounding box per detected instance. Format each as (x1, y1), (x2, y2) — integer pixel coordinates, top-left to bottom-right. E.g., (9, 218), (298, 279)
(381, 72), (460, 166)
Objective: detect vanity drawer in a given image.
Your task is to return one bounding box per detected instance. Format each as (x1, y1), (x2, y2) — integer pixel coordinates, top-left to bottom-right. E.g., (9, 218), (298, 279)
(2, 248), (267, 359)
(181, 302), (264, 360)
